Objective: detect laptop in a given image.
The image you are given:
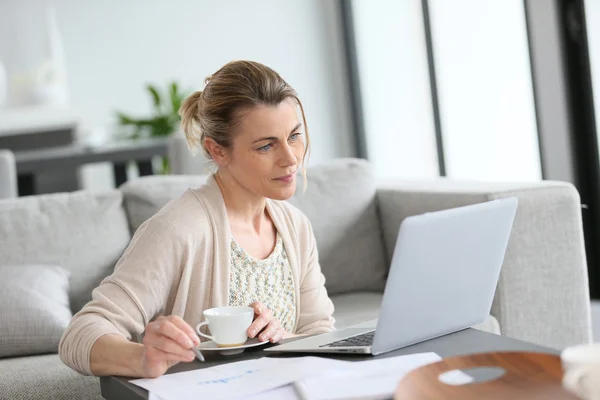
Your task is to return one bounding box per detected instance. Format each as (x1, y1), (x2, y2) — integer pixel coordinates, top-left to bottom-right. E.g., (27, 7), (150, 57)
(265, 197), (518, 356)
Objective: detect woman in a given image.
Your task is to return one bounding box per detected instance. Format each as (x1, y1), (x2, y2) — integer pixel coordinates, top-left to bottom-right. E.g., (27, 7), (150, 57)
(59, 60), (335, 378)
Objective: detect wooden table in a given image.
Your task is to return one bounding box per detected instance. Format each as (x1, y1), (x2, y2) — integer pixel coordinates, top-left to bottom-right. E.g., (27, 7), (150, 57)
(100, 328), (563, 400)
(395, 351), (577, 399)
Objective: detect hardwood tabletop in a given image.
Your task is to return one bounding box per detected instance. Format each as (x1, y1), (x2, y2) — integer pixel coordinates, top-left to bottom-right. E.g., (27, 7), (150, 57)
(395, 351), (580, 399)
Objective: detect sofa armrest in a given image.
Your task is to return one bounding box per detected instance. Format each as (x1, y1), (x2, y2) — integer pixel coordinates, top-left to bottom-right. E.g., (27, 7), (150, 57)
(0, 150), (17, 199)
(376, 179), (592, 349)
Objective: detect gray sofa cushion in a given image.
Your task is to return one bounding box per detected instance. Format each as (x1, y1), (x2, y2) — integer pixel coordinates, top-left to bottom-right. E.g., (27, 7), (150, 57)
(288, 158), (388, 294)
(120, 175), (209, 232)
(0, 354), (102, 400)
(0, 191), (131, 313)
(330, 292), (383, 329)
(120, 159), (388, 295)
(0, 265), (72, 358)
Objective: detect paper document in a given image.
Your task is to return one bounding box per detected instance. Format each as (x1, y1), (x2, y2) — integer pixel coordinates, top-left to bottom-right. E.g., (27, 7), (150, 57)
(136, 352), (472, 400)
(244, 385), (300, 400)
(131, 356), (346, 400)
(294, 352), (473, 400)
(148, 382), (299, 400)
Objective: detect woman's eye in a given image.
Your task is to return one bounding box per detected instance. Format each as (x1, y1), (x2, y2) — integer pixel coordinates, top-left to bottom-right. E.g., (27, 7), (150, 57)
(258, 144), (272, 152)
(290, 132), (302, 141)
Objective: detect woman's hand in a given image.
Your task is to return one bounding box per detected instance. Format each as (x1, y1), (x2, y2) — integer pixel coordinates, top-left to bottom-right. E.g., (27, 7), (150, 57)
(140, 315), (200, 378)
(247, 302), (286, 343)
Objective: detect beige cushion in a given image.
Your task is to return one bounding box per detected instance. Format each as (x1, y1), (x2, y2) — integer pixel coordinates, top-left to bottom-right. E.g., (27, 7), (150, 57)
(0, 191), (131, 313)
(0, 265), (72, 358)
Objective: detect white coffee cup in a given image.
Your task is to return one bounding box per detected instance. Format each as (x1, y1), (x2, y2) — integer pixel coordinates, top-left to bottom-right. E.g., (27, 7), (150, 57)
(561, 342), (600, 400)
(195, 306), (254, 348)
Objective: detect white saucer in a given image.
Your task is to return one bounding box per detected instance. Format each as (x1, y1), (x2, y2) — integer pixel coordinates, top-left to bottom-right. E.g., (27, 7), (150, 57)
(197, 337), (269, 355)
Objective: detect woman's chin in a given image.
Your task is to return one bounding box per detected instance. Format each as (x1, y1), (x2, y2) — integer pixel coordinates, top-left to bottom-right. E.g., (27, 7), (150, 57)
(266, 182), (297, 201)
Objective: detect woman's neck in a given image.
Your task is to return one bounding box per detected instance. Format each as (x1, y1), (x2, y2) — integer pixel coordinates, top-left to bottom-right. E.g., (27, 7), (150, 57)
(214, 170), (269, 234)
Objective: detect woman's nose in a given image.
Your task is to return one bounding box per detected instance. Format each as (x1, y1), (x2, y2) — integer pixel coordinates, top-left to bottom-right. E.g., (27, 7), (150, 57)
(280, 144), (298, 167)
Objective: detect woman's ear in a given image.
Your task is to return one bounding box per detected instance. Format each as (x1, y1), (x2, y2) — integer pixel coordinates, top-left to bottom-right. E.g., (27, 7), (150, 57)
(204, 138), (230, 166)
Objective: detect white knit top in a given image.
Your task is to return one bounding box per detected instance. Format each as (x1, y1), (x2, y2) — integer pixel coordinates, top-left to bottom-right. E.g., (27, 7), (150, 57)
(228, 234), (297, 332)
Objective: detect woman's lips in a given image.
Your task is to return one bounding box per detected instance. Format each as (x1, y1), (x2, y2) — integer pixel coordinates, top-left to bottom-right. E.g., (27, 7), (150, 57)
(274, 173), (295, 183)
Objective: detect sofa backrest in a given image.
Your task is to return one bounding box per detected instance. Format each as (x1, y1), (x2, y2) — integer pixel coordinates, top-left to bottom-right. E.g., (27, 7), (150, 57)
(120, 158), (389, 295)
(287, 158), (388, 294)
(0, 190), (131, 313)
(120, 175), (209, 233)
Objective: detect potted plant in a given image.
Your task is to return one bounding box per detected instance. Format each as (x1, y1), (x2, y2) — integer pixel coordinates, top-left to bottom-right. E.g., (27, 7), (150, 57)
(116, 81), (189, 173)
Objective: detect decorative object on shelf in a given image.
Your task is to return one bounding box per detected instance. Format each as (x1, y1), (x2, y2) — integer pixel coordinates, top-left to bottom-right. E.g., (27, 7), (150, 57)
(116, 82), (189, 173)
(30, 5), (70, 106)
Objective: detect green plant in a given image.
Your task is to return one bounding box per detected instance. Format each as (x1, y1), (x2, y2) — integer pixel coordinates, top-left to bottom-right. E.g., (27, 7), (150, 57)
(116, 81), (188, 139)
(116, 81), (189, 174)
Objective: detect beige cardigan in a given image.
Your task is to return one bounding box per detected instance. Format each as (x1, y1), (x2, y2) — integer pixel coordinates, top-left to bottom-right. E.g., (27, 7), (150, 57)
(58, 176), (335, 376)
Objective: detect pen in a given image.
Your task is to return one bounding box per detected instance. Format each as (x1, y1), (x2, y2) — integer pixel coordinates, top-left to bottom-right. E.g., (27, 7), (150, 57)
(292, 381), (309, 400)
(192, 346), (205, 362)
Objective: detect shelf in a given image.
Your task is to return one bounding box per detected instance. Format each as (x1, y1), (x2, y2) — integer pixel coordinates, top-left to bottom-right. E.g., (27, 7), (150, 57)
(0, 105), (79, 136)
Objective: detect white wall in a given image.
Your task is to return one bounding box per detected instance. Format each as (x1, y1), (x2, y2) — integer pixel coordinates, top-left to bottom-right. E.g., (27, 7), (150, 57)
(429, 0), (542, 181)
(0, 0), (354, 189)
(351, 0), (440, 180)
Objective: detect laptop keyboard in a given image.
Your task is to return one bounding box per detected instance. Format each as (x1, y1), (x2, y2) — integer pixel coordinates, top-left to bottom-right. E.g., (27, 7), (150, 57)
(320, 331), (375, 348)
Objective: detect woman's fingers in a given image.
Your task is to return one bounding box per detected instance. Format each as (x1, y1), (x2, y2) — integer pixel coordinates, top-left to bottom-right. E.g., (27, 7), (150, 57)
(271, 328), (285, 343)
(258, 319), (281, 342)
(248, 314), (269, 338)
(168, 316), (200, 347)
(248, 302), (273, 338)
(143, 332), (195, 359)
(150, 317), (199, 349)
(144, 343), (195, 363)
(247, 302), (285, 343)
(249, 301), (265, 316)
(143, 316), (200, 363)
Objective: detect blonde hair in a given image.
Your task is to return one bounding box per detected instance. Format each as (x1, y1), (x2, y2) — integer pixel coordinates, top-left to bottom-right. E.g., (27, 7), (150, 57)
(178, 60), (310, 185)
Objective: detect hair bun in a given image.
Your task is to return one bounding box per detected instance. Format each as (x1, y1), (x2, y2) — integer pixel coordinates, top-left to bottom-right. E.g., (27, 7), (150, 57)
(178, 90), (204, 156)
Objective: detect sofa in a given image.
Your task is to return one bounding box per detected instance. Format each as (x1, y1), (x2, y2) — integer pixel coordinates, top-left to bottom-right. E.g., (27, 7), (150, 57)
(0, 149), (17, 199)
(0, 158), (592, 399)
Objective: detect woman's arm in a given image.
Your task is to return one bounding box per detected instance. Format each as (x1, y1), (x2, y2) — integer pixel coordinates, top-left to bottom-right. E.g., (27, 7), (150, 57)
(59, 218), (195, 376)
(89, 314), (200, 378)
(295, 221), (336, 335)
(89, 334), (145, 377)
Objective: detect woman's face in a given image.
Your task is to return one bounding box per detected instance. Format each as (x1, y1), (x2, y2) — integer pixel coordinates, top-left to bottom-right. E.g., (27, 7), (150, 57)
(223, 98), (305, 201)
